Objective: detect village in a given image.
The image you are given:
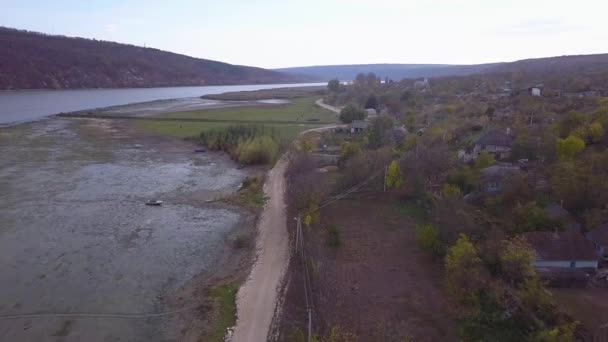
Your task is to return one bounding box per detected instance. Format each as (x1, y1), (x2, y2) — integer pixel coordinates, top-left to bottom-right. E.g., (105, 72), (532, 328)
(276, 72), (608, 341)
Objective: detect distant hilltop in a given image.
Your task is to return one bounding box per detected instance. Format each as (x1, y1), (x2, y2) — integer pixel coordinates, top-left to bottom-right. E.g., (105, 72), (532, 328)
(276, 54), (608, 81)
(0, 27), (304, 90)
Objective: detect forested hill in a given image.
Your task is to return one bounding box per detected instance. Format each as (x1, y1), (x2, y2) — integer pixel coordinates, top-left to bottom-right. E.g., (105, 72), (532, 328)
(274, 63), (500, 81)
(0, 27), (299, 90)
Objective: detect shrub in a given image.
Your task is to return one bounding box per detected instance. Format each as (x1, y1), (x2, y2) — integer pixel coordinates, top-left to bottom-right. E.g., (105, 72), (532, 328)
(416, 224), (443, 255)
(327, 224), (342, 248)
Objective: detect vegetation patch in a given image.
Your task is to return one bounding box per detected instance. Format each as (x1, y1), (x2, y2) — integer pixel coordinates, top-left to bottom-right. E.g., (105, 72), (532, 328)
(209, 283), (239, 342)
(223, 176), (268, 209)
(199, 125), (282, 165)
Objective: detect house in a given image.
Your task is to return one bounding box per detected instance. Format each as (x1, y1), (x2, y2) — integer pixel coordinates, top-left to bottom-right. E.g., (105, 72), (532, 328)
(543, 203), (582, 232)
(530, 87), (543, 97)
(524, 232), (598, 270)
(365, 108), (377, 117)
(528, 83), (544, 97)
(473, 129), (515, 159)
(479, 164), (520, 193)
(586, 224), (608, 259)
(350, 120), (368, 133)
(414, 77), (430, 89)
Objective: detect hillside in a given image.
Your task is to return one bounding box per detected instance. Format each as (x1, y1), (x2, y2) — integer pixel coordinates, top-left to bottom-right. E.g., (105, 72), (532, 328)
(277, 54), (608, 83)
(0, 27), (299, 90)
(274, 63), (499, 81)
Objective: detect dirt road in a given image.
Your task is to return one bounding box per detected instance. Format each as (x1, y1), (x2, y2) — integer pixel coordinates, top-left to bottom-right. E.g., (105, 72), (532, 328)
(229, 159), (289, 342)
(230, 102), (340, 342)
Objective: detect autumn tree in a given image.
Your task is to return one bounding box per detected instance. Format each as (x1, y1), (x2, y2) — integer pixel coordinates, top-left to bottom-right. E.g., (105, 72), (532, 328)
(385, 160), (403, 189)
(445, 234), (486, 302)
(500, 236), (536, 285)
(416, 224), (443, 255)
(338, 142), (361, 167)
(589, 121), (605, 143)
(555, 135), (585, 160)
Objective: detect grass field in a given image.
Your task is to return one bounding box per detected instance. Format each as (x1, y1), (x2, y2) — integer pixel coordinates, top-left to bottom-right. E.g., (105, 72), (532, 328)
(138, 97), (337, 139)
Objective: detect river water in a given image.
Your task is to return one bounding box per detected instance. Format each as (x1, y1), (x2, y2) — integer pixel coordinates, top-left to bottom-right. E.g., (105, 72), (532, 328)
(0, 83), (323, 126)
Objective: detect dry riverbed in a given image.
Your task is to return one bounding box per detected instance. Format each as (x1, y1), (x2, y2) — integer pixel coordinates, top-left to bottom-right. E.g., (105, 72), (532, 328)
(0, 117), (260, 341)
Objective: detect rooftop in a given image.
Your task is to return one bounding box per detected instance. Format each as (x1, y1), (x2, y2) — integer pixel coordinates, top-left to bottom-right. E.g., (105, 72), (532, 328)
(476, 129), (516, 147)
(587, 224), (608, 247)
(480, 164), (520, 180)
(351, 120), (368, 129)
(523, 232), (597, 261)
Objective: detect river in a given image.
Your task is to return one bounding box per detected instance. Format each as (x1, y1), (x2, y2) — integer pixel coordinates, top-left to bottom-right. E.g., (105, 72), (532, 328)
(0, 83), (323, 126)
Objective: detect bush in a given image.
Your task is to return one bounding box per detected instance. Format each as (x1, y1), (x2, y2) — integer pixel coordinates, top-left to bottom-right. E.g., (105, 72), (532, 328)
(327, 224), (342, 248)
(416, 224), (443, 255)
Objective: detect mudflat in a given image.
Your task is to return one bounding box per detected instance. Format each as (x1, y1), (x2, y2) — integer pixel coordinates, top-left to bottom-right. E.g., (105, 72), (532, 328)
(0, 117), (252, 341)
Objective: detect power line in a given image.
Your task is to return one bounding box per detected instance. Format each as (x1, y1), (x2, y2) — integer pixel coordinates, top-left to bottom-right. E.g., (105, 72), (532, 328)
(0, 305), (198, 321)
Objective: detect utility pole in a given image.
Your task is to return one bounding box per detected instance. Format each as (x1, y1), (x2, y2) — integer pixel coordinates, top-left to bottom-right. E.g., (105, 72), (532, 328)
(307, 307), (312, 342)
(383, 165), (388, 192)
(295, 214), (301, 252)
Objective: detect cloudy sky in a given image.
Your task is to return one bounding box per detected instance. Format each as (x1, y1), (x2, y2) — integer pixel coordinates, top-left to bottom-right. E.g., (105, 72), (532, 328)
(1, 0), (607, 68)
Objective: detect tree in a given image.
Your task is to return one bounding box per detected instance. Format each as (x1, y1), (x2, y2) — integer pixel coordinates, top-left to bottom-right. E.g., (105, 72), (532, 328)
(512, 202), (557, 233)
(589, 121), (605, 143)
(445, 234), (486, 301)
(327, 79), (341, 93)
(500, 236), (536, 285)
(385, 160), (403, 189)
(364, 94), (378, 109)
(367, 116), (394, 148)
(338, 142), (361, 167)
(555, 135), (585, 160)
(474, 151), (496, 169)
(404, 112), (416, 132)
(339, 104), (366, 123)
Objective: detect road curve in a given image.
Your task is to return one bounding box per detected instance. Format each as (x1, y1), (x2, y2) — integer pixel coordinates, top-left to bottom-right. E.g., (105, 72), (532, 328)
(314, 99), (341, 113)
(229, 100), (342, 342)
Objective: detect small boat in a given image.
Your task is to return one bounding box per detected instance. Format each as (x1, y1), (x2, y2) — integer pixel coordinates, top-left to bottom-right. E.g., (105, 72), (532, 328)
(194, 148), (206, 153)
(145, 200), (163, 206)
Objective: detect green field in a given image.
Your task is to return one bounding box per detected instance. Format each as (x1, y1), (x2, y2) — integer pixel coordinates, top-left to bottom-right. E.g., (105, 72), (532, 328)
(138, 97), (337, 139)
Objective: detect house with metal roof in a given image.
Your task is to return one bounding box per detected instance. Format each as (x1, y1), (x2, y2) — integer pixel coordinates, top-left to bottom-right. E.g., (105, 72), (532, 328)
(350, 120), (368, 133)
(473, 129), (516, 160)
(524, 232), (598, 270)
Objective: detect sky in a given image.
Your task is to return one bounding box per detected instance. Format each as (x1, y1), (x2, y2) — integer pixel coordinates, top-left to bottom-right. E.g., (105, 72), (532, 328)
(1, 0), (607, 69)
